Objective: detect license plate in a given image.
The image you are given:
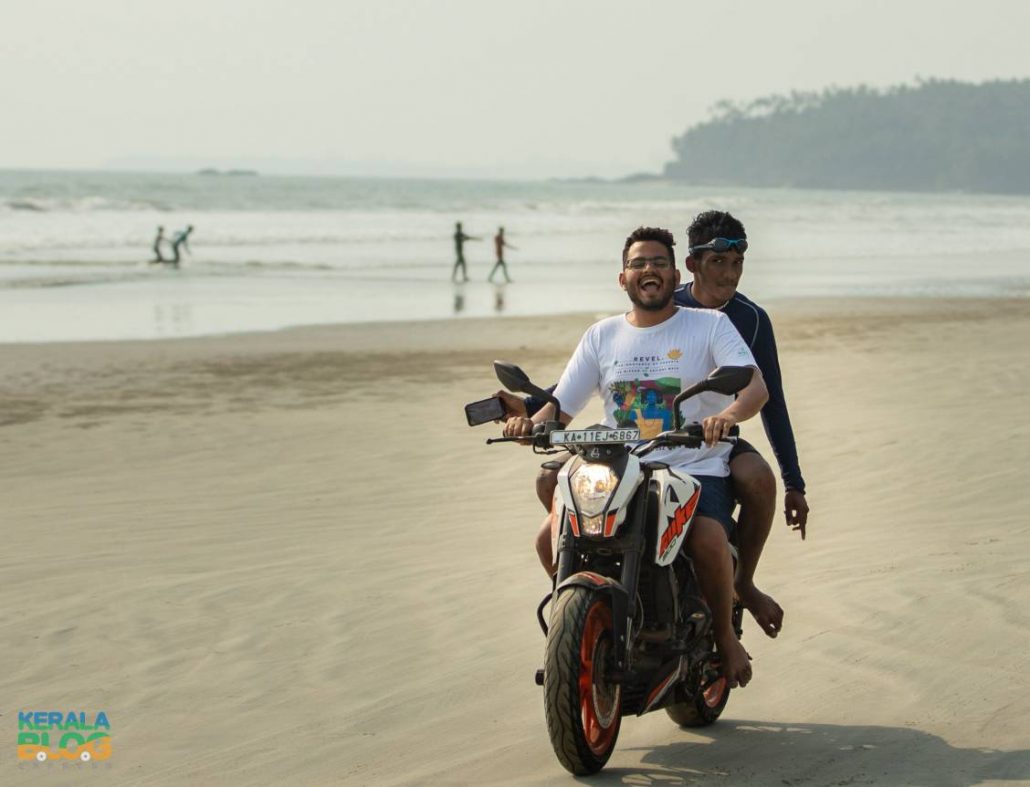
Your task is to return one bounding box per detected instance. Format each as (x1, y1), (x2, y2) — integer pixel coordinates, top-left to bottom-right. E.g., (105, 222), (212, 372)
(550, 428), (640, 445)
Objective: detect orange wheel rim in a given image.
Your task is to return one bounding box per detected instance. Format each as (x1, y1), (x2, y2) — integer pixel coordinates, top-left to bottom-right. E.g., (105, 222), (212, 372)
(579, 600), (620, 756)
(703, 676), (727, 708)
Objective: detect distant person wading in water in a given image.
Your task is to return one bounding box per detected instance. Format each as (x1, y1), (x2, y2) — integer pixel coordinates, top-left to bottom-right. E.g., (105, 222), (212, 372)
(488, 226), (516, 283)
(151, 226), (167, 263)
(451, 222), (480, 282)
(170, 225), (194, 267)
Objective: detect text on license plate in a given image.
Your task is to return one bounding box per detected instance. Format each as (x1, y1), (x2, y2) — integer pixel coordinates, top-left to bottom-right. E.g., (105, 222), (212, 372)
(550, 428), (641, 445)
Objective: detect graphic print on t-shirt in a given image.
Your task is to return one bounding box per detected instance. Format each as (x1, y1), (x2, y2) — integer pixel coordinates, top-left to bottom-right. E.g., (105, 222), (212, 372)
(607, 348), (684, 439)
(609, 377), (680, 438)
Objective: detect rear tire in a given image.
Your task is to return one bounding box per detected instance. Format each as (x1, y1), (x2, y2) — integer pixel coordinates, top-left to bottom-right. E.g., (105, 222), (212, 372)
(543, 587), (622, 775)
(665, 646), (731, 727)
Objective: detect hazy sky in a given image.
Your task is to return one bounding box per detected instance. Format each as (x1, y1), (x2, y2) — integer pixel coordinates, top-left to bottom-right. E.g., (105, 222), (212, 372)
(4, 0), (1030, 179)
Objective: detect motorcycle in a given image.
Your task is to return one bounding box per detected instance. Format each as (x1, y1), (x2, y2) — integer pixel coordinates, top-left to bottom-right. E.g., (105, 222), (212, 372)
(484, 361), (754, 775)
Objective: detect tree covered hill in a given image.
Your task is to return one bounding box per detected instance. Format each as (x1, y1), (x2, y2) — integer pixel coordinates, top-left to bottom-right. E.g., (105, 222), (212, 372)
(663, 79), (1030, 194)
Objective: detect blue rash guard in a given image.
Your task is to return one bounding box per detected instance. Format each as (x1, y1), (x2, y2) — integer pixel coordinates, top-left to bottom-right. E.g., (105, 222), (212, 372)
(526, 284), (806, 493)
(673, 283), (805, 493)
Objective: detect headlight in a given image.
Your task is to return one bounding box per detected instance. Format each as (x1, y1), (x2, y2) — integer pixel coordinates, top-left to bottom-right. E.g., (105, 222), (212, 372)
(570, 464), (620, 522)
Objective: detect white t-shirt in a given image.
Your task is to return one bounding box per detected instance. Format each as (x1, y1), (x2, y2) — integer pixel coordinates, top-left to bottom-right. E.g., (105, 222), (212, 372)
(553, 307), (758, 477)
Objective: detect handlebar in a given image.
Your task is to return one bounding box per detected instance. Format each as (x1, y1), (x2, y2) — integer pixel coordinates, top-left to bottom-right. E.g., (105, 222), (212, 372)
(486, 422), (739, 454)
(633, 423), (738, 457)
(637, 433), (737, 456)
(486, 420), (562, 452)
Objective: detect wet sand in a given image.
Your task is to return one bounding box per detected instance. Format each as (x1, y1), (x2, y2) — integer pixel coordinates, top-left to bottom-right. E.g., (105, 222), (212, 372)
(2, 298), (1028, 785)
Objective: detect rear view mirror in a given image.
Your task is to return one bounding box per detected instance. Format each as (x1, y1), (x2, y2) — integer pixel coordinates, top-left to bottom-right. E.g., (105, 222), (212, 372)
(492, 360), (563, 419)
(672, 365), (754, 429)
(704, 366), (754, 396)
(494, 361), (532, 394)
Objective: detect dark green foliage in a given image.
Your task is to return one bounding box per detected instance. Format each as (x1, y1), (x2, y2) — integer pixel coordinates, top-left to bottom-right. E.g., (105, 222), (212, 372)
(663, 79), (1030, 194)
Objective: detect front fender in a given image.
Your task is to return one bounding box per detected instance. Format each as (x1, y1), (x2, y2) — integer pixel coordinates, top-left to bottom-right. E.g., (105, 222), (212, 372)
(555, 572), (632, 670)
(555, 570), (627, 598)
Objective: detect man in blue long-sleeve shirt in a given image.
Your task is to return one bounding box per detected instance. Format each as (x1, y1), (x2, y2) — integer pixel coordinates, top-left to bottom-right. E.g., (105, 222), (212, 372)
(504, 210), (808, 639)
(675, 210), (809, 638)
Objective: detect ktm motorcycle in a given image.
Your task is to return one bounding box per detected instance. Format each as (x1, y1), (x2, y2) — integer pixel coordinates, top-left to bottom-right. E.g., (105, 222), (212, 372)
(484, 362), (753, 775)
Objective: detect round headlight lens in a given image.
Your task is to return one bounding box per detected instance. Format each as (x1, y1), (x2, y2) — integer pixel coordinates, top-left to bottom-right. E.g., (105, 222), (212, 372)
(570, 464), (620, 518)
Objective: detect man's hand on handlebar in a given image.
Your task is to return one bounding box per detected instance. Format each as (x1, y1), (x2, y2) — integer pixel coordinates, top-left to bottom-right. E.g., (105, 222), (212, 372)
(701, 412), (738, 447)
(503, 415), (536, 444)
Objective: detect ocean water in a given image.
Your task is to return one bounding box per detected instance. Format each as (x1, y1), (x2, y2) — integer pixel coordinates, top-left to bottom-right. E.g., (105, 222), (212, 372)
(1, 169), (1028, 342)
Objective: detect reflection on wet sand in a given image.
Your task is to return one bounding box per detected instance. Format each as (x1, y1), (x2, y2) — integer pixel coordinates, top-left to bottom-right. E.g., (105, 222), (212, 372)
(153, 303), (194, 337)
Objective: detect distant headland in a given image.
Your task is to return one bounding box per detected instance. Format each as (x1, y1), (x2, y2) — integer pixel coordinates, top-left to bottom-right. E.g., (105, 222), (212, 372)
(662, 79), (1030, 195)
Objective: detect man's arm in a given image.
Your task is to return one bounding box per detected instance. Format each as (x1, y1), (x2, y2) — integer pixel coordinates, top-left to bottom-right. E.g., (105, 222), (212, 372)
(699, 313), (768, 445)
(502, 326), (599, 438)
(750, 307), (809, 536)
(503, 399), (573, 438)
(701, 368), (768, 446)
(502, 393), (575, 439)
(495, 390), (526, 418)
(522, 385), (555, 417)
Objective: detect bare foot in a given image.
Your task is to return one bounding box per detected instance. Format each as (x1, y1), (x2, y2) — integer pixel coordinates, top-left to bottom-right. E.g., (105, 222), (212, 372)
(736, 581), (784, 638)
(716, 635), (752, 688)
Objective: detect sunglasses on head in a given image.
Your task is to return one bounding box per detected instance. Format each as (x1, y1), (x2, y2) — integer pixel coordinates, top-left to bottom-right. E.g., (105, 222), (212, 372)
(688, 237), (748, 255)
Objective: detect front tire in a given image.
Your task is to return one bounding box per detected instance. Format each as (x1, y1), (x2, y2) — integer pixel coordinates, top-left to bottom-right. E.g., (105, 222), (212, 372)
(543, 587), (622, 775)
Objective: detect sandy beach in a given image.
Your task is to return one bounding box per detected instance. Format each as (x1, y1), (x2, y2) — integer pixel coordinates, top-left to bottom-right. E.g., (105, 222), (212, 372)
(2, 297), (1029, 786)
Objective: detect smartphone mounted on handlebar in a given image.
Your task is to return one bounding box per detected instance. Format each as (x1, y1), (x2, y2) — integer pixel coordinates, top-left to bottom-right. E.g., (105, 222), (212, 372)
(464, 395), (507, 427)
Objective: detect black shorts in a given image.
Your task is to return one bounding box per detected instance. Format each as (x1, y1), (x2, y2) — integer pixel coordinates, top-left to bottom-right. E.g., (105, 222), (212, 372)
(540, 450), (574, 473)
(692, 474), (736, 537)
(729, 437), (760, 462)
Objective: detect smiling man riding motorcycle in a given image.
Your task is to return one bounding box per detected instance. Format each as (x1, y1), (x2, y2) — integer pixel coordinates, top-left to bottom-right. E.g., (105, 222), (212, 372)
(499, 211), (809, 642)
(503, 225), (767, 688)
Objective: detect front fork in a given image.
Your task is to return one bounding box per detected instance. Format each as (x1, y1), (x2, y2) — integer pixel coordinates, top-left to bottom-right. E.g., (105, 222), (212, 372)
(552, 469), (652, 673)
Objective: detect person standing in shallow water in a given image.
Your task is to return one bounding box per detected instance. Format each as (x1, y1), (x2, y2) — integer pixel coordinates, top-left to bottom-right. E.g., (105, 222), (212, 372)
(170, 225), (194, 267)
(151, 226), (167, 263)
(488, 226), (516, 283)
(451, 222), (479, 282)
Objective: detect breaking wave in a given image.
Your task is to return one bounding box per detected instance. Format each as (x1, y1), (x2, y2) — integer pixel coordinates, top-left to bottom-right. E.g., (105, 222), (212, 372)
(2, 195), (170, 213)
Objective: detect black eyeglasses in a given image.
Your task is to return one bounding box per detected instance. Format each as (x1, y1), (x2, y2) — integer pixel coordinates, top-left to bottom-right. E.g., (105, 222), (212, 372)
(625, 256), (673, 271)
(688, 238), (748, 255)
